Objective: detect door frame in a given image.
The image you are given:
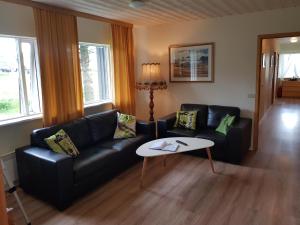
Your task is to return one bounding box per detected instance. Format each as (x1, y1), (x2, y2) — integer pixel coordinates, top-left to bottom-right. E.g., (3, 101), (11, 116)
(253, 31), (300, 150)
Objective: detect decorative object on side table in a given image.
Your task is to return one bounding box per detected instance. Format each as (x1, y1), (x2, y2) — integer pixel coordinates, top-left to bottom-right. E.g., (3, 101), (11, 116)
(169, 43), (214, 82)
(136, 63), (167, 121)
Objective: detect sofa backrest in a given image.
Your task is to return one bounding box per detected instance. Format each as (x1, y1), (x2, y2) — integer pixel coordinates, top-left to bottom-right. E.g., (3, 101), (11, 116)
(181, 104), (208, 129)
(85, 109), (118, 143)
(31, 118), (92, 149)
(207, 105), (240, 129)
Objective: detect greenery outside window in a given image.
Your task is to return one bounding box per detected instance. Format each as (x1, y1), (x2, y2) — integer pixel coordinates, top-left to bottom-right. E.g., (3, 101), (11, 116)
(79, 43), (113, 106)
(0, 35), (42, 122)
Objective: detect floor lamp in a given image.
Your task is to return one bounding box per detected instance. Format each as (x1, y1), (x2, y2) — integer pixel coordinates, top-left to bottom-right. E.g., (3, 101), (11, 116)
(136, 63), (167, 121)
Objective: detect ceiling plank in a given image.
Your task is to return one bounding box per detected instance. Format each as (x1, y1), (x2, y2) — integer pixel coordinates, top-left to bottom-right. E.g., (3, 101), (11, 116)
(0, 0), (133, 27)
(4, 0), (300, 26)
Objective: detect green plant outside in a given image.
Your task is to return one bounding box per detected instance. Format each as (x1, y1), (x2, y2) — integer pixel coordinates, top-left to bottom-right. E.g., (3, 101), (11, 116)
(0, 72), (20, 117)
(0, 99), (19, 115)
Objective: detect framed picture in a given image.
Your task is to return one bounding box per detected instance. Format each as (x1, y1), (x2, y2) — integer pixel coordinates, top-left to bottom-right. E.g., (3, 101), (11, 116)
(169, 43), (214, 82)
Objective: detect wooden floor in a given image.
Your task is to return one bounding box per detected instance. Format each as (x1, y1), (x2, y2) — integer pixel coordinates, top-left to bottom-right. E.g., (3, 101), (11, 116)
(8, 99), (300, 225)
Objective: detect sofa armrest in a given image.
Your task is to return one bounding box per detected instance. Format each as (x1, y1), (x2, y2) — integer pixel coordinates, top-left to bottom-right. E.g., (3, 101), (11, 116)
(136, 120), (156, 138)
(157, 113), (177, 138)
(15, 146), (73, 210)
(226, 118), (252, 164)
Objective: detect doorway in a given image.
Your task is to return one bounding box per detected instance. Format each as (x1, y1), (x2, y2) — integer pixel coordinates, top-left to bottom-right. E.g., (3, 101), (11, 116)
(253, 32), (300, 150)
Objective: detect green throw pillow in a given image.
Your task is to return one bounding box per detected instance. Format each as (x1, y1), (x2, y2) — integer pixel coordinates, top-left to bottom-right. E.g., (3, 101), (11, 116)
(174, 111), (197, 130)
(215, 114), (235, 135)
(44, 129), (80, 157)
(114, 113), (136, 139)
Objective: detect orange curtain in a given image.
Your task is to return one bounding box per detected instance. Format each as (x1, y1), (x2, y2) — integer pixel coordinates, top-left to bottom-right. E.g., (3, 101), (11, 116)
(111, 24), (135, 115)
(34, 8), (83, 126)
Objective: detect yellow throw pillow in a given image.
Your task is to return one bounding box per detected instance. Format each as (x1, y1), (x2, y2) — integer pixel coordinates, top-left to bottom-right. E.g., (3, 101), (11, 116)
(174, 111), (197, 130)
(114, 113), (136, 139)
(45, 129), (80, 157)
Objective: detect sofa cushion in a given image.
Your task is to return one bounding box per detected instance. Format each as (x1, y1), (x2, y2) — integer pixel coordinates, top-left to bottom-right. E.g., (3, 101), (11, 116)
(86, 110), (118, 143)
(97, 135), (150, 153)
(31, 118), (91, 150)
(113, 113), (136, 139)
(44, 129), (80, 157)
(166, 128), (198, 137)
(73, 147), (118, 182)
(62, 118), (93, 149)
(181, 104), (208, 129)
(31, 125), (63, 149)
(195, 129), (227, 150)
(215, 114), (236, 135)
(207, 105), (240, 129)
(174, 111), (197, 130)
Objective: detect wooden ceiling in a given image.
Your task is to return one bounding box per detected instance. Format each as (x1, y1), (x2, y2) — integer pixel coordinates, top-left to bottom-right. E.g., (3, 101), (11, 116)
(34, 0), (300, 26)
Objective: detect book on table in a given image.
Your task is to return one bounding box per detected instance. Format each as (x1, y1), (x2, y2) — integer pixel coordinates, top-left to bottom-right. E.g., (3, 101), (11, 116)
(149, 140), (179, 152)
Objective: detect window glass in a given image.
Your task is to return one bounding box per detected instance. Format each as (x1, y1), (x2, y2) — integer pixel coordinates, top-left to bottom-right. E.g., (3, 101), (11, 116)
(0, 37), (21, 120)
(0, 36), (41, 122)
(79, 43), (112, 105)
(279, 53), (300, 78)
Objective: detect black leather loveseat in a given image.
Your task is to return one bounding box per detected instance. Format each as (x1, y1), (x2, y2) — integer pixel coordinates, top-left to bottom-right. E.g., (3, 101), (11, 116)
(16, 109), (155, 210)
(157, 104), (252, 164)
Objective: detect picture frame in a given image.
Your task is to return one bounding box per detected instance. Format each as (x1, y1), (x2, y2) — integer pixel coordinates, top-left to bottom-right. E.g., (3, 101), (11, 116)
(169, 43), (215, 82)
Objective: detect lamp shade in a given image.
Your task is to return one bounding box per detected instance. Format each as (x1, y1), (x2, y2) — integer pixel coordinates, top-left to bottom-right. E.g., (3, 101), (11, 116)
(136, 63), (167, 90)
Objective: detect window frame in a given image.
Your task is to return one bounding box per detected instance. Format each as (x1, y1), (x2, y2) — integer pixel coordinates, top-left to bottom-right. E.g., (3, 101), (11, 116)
(278, 53), (300, 79)
(0, 34), (42, 124)
(78, 42), (114, 107)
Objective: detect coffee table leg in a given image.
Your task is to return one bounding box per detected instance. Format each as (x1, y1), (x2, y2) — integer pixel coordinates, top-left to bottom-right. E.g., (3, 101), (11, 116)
(140, 157), (148, 188)
(206, 147), (215, 173)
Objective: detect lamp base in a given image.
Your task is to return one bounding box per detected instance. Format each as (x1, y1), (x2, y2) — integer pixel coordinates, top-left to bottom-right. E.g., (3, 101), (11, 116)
(149, 88), (154, 121)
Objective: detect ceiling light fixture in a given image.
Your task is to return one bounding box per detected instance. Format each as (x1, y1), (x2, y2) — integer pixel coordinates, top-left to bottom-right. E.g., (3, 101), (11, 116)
(290, 37), (298, 43)
(129, 0), (145, 9)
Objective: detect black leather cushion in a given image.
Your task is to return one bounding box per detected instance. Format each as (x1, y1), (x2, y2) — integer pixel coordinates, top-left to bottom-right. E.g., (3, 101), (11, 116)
(187, 129), (227, 161)
(85, 109), (118, 143)
(97, 135), (150, 153)
(62, 118), (92, 149)
(31, 118), (92, 150)
(31, 125), (63, 149)
(180, 104), (208, 129)
(195, 129), (227, 150)
(73, 147), (118, 182)
(166, 128), (198, 137)
(207, 105), (240, 129)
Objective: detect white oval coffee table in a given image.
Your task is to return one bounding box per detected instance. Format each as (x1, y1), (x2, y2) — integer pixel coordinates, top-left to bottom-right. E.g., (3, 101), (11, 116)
(136, 137), (215, 188)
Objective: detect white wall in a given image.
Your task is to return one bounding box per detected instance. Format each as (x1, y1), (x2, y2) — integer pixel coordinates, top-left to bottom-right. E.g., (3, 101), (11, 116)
(0, 1), (35, 37)
(134, 7), (300, 121)
(77, 17), (112, 44)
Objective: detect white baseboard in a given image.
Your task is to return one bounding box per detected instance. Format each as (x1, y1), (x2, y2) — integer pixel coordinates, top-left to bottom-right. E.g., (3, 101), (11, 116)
(1, 152), (18, 189)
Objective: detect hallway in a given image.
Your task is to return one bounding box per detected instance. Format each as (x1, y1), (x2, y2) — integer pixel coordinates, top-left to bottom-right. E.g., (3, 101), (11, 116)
(7, 99), (300, 225)
(244, 99), (300, 224)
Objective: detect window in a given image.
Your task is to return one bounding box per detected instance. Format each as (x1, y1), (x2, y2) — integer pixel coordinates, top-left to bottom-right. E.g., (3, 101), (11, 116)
(79, 43), (112, 105)
(279, 53), (300, 78)
(0, 35), (42, 122)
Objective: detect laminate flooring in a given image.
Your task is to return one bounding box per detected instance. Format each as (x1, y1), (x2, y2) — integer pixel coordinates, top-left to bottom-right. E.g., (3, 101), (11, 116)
(7, 99), (300, 225)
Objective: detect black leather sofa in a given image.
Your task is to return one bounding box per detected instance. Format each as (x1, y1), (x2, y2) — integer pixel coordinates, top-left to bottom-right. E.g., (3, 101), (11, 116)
(16, 109), (155, 210)
(157, 104), (252, 164)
